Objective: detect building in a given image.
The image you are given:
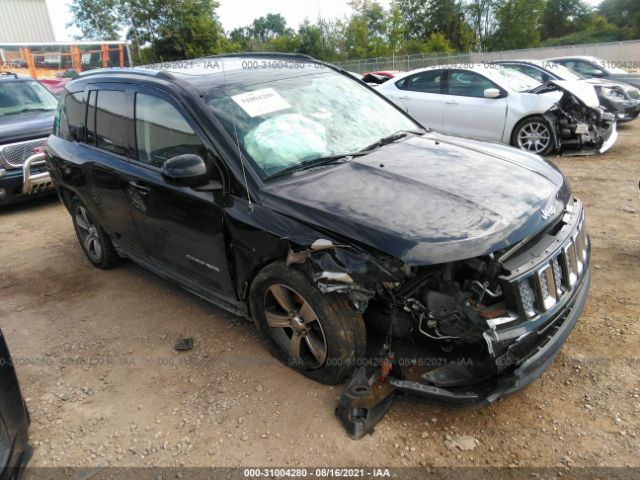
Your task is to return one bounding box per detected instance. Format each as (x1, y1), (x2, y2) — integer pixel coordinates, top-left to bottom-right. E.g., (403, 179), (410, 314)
(0, 0), (56, 43)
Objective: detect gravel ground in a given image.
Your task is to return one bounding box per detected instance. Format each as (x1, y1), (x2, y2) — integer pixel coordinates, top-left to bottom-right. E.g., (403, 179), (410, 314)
(1, 121), (639, 473)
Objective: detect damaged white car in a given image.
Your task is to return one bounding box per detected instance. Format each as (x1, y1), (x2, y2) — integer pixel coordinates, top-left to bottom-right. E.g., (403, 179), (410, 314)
(377, 64), (617, 156)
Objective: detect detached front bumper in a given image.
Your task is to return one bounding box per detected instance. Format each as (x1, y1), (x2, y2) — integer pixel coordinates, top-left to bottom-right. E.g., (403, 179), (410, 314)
(0, 153), (53, 206)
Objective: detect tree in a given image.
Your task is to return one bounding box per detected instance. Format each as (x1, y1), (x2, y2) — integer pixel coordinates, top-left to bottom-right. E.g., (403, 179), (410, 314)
(464, 0), (500, 51)
(540, 0), (592, 40)
(68, 0), (225, 62)
(392, 0), (476, 51)
(344, 1), (391, 58)
(489, 0), (544, 50)
(68, 0), (121, 40)
(250, 14), (290, 42)
(599, 0), (640, 38)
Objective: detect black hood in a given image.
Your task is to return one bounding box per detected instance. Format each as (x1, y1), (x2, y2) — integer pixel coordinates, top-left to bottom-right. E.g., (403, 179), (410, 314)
(262, 133), (571, 265)
(0, 110), (54, 145)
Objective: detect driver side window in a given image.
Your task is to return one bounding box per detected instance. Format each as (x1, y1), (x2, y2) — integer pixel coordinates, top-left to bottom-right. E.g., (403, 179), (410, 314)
(135, 93), (205, 168)
(447, 71), (498, 98)
(565, 61), (598, 76)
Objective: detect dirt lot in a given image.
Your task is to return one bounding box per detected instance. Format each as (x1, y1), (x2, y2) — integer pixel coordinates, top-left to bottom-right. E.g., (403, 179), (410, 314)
(1, 122), (639, 473)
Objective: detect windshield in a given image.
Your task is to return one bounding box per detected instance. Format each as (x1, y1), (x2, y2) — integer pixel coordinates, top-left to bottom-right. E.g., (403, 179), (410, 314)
(490, 67), (541, 92)
(542, 62), (584, 80)
(206, 71), (420, 178)
(0, 80), (58, 116)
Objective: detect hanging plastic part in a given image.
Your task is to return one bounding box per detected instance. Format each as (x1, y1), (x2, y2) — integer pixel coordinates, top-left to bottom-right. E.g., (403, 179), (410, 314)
(335, 353), (401, 440)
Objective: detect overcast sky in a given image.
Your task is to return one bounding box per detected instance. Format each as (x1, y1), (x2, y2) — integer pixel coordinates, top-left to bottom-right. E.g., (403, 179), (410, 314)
(45, 0), (601, 42)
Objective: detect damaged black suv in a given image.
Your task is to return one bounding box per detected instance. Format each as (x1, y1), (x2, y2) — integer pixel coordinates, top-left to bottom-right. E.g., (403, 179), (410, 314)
(46, 54), (590, 437)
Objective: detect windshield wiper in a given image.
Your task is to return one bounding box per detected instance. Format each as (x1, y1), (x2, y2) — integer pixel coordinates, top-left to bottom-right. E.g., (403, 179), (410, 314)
(360, 129), (425, 153)
(267, 153), (365, 180)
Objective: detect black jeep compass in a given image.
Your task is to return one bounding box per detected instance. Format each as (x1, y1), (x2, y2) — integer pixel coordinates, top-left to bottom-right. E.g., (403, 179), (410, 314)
(45, 54), (591, 438)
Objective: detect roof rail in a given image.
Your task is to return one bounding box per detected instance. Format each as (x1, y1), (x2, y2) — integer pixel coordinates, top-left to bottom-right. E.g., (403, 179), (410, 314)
(202, 52), (318, 62)
(77, 67), (161, 79)
(0, 71), (18, 78)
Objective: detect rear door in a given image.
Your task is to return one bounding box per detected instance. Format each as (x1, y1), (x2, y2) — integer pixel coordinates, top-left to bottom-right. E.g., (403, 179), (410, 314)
(124, 86), (235, 297)
(441, 70), (508, 142)
(81, 84), (144, 252)
(386, 70), (445, 130)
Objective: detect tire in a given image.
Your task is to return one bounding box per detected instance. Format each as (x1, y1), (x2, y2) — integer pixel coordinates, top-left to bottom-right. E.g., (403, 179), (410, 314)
(512, 115), (555, 156)
(70, 197), (120, 269)
(250, 262), (366, 384)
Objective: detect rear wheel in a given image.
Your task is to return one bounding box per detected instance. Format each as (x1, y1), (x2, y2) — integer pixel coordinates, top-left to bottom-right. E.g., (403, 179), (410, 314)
(513, 116), (554, 156)
(70, 198), (120, 269)
(251, 262), (366, 384)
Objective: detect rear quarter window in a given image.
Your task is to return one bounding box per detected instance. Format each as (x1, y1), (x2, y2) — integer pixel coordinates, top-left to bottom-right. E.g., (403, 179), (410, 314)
(58, 92), (84, 141)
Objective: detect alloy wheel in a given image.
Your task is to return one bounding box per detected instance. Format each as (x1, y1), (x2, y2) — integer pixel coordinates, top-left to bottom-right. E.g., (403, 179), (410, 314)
(75, 205), (103, 262)
(517, 121), (551, 154)
(263, 284), (328, 368)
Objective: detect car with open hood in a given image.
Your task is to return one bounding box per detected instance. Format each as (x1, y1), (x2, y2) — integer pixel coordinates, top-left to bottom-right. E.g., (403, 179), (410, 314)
(376, 63), (617, 156)
(493, 59), (640, 123)
(45, 54), (591, 439)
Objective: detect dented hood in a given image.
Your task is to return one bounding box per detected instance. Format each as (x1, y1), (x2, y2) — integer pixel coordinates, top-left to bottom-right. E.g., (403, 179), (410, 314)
(546, 80), (600, 109)
(261, 133), (571, 265)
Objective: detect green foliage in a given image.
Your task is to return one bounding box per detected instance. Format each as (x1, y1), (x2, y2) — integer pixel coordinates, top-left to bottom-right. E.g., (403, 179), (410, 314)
(68, 0), (225, 62)
(489, 0), (545, 50)
(540, 0), (592, 40)
(68, 0), (637, 65)
(599, 0), (640, 38)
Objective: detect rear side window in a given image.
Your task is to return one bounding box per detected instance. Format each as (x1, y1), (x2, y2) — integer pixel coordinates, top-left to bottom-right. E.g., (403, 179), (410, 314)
(95, 90), (130, 157)
(135, 93), (204, 168)
(62, 92), (84, 141)
(397, 70), (444, 93)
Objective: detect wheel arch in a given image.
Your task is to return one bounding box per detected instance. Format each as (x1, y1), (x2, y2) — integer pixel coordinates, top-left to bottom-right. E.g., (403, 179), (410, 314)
(509, 113), (560, 153)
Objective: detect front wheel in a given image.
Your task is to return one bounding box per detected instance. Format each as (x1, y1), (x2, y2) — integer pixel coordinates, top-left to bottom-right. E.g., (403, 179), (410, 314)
(512, 116), (554, 156)
(250, 262), (366, 384)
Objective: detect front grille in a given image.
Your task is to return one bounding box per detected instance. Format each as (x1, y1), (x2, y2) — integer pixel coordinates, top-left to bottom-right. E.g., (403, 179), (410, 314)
(500, 200), (589, 321)
(0, 138), (47, 168)
(625, 87), (640, 100)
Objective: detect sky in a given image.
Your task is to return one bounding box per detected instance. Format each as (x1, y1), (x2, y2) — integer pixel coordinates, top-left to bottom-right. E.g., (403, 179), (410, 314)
(45, 0), (601, 42)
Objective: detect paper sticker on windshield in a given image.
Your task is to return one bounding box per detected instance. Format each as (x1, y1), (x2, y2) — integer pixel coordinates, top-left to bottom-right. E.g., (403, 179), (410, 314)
(231, 88), (291, 118)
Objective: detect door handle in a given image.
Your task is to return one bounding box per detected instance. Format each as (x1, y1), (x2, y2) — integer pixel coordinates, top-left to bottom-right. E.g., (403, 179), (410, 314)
(397, 96), (410, 100)
(128, 181), (151, 195)
(445, 100), (459, 105)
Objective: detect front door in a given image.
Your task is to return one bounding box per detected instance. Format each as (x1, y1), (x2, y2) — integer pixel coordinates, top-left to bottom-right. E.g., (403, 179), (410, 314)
(125, 88), (235, 297)
(442, 70), (508, 142)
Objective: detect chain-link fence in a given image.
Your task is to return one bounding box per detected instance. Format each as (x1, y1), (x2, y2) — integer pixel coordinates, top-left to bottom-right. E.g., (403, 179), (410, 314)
(335, 39), (640, 73)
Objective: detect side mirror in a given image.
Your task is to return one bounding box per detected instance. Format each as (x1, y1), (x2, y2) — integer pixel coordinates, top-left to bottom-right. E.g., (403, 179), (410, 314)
(484, 88), (501, 99)
(161, 154), (210, 188)
(591, 69), (605, 78)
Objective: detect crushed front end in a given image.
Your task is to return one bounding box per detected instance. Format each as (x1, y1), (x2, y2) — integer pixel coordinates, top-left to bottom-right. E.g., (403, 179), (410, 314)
(335, 198), (591, 439)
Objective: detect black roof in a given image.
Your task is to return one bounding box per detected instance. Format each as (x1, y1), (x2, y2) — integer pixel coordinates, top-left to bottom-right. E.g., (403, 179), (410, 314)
(72, 53), (339, 94)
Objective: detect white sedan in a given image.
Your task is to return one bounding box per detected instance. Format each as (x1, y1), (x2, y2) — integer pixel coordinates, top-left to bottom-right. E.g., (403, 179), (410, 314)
(376, 64), (617, 156)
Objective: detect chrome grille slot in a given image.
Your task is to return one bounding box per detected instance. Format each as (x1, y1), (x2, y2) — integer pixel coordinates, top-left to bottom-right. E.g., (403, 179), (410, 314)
(500, 200), (589, 322)
(0, 138), (47, 168)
